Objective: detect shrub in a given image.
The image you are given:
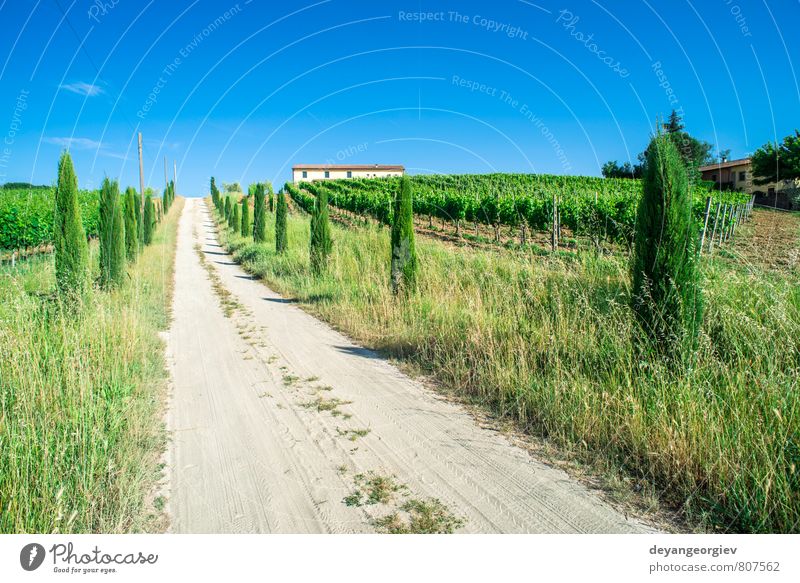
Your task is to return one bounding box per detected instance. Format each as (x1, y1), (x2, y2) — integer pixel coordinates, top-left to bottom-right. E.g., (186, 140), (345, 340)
(390, 176), (418, 293)
(53, 151), (89, 298)
(98, 178), (126, 288)
(631, 132), (703, 353)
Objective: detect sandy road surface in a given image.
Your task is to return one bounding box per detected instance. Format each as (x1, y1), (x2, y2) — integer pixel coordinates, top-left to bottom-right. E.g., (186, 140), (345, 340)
(166, 198), (653, 533)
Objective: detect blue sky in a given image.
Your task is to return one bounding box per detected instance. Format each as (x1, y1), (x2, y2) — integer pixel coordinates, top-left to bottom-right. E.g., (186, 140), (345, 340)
(0, 0), (797, 195)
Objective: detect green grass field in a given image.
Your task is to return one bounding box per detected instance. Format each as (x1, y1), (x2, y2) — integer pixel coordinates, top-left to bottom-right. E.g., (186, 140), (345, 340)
(215, 200), (799, 533)
(0, 198), (181, 533)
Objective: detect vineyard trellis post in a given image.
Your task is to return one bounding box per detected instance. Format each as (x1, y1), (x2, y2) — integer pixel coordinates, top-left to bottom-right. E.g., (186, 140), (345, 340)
(699, 196), (712, 253)
(708, 201), (721, 253)
(551, 191), (558, 251)
(718, 204), (728, 245)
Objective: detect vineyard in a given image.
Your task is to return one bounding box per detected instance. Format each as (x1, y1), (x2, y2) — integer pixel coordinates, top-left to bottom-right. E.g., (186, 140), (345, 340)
(0, 186), (99, 250)
(289, 174), (750, 245)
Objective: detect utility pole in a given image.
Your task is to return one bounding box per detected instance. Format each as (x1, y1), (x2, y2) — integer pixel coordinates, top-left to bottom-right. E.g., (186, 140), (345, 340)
(138, 132), (145, 215)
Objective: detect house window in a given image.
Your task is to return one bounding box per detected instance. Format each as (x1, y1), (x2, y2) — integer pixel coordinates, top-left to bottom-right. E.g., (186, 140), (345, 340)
(324, 171), (330, 178)
(739, 171), (746, 181)
(302, 170), (307, 179)
(347, 171), (352, 178)
(711, 174), (718, 182)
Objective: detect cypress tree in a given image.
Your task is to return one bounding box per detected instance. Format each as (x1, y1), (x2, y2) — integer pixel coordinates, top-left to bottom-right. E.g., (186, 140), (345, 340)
(231, 202), (241, 233)
(240, 195), (251, 237)
(310, 188), (332, 273)
(124, 187), (139, 261)
(390, 176), (418, 294)
(53, 151), (89, 298)
(253, 183), (267, 242)
(224, 196), (232, 224)
(631, 132), (703, 353)
(143, 194), (155, 245)
(99, 177), (126, 288)
(210, 177), (219, 209)
(275, 189), (288, 253)
(133, 190), (143, 244)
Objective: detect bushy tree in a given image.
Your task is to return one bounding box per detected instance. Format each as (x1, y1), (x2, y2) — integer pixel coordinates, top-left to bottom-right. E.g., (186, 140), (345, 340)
(231, 201), (241, 233)
(123, 187), (139, 261)
(310, 188), (332, 273)
(631, 132), (702, 353)
(390, 176), (418, 293)
(751, 130), (800, 185)
(602, 160), (643, 179)
(275, 190), (288, 253)
(53, 151), (89, 297)
(253, 183), (267, 242)
(99, 177), (126, 288)
(143, 194), (155, 245)
(240, 195), (251, 237)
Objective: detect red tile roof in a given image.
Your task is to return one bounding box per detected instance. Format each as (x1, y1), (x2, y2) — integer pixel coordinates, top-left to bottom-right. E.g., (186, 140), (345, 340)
(699, 158), (751, 171)
(292, 164), (404, 171)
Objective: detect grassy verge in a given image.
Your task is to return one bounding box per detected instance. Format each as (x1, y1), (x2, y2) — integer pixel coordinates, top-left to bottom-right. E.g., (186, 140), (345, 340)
(0, 198), (183, 533)
(213, 201), (799, 533)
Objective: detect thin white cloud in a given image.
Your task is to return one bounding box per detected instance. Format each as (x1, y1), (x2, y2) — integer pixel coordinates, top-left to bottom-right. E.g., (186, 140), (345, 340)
(61, 82), (104, 97)
(44, 137), (102, 149)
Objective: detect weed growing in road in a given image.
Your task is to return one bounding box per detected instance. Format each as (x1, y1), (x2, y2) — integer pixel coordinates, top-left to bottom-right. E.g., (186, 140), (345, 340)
(301, 395), (353, 417)
(282, 373), (300, 386)
(336, 428), (370, 441)
(374, 498), (464, 534)
(344, 472), (404, 507)
(193, 241), (241, 317)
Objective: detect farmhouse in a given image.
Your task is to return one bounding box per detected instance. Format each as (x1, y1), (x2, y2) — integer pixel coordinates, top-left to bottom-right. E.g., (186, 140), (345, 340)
(292, 164), (404, 183)
(699, 157), (797, 208)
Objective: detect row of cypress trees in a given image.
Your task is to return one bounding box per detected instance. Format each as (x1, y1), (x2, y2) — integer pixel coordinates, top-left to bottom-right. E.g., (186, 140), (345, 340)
(53, 150), (166, 299)
(209, 130), (696, 359)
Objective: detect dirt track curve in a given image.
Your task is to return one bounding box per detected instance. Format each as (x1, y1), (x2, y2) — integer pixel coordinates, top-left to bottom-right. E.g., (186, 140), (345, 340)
(165, 198), (654, 533)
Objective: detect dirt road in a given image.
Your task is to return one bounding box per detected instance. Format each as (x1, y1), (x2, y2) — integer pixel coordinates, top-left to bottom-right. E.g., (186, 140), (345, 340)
(165, 198), (653, 533)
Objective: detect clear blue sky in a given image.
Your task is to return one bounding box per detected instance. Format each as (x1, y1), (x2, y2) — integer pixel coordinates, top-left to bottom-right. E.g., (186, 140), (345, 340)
(0, 0), (797, 195)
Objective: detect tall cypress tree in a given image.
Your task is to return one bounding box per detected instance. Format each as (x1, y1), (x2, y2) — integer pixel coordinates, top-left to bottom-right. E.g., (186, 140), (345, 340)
(53, 151), (89, 298)
(310, 188), (332, 273)
(133, 189), (143, 244)
(210, 176), (219, 209)
(275, 190), (288, 253)
(632, 132), (703, 353)
(231, 202), (241, 233)
(143, 194), (155, 245)
(390, 176), (418, 294)
(224, 196), (232, 224)
(253, 183), (267, 242)
(124, 187), (139, 261)
(99, 177), (126, 288)
(240, 195), (251, 237)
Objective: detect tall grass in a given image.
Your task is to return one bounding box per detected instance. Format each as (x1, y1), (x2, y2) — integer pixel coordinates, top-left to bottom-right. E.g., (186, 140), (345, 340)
(0, 198), (182, 533)
(216, 203), (799, 533)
